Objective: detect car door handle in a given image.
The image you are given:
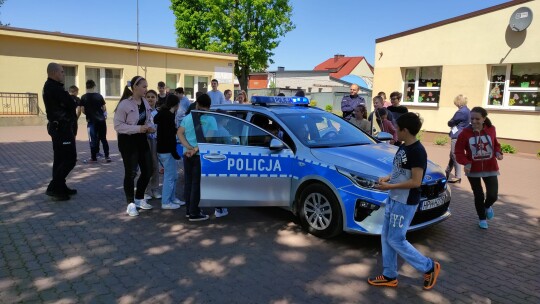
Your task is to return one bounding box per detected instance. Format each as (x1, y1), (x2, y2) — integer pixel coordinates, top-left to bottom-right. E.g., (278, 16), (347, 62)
(203, 153), (226, 162)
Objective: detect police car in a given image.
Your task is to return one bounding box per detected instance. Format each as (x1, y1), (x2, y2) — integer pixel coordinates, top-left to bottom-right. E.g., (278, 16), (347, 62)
(188, 96), (450, 238)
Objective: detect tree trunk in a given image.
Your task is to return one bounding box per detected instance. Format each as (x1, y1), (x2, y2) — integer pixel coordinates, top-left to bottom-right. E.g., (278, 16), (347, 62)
(236, 63), (249, 92)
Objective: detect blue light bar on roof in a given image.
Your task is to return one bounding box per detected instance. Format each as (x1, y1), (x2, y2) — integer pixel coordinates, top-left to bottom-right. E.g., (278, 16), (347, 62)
(251, 96), (310, 105)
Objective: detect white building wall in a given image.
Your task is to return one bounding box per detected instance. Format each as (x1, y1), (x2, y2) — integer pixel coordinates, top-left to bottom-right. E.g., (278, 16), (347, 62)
(275, 75), (347, 93)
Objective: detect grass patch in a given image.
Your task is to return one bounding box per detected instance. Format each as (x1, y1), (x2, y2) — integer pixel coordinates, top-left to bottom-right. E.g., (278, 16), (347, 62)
(501, 143), (517, 154)
(434, 136), (449, 146)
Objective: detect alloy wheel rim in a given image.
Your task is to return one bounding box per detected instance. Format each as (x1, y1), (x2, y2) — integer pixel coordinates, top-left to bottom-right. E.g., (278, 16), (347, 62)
(303, 193), (332, 230)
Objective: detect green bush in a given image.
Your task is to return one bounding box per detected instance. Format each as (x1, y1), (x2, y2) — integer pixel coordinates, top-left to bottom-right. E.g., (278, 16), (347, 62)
(537, 151), (540, 158)
(309, 100), (317, 107)
(434, 136), (448, 146)
(325, 105), (333, 112)
(416, 129), (425, 141)
(501, 143), (516, 154)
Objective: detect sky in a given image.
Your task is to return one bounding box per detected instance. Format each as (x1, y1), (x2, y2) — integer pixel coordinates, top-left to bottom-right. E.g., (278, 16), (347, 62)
(1, 0), (510, 71)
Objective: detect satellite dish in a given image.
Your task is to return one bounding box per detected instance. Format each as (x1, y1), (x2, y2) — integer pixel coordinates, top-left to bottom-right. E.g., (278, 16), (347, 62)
(509, 7), (533, 32)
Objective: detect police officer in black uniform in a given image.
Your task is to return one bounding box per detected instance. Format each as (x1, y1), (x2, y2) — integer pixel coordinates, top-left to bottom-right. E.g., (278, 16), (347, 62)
(43, 63), (77, 201)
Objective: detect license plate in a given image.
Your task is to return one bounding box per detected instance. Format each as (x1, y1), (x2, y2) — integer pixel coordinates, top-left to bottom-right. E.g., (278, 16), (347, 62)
(420, 195), (446, 211)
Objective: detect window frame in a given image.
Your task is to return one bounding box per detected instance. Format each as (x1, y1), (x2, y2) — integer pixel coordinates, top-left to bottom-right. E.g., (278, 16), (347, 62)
(85, 66), (122, 98)
(166, 73), (179, 90)
(184, 75), (211, 100)
(402, 66), (443, 107)
(485, 64), (539, 111)
(61, 65), (78, 90)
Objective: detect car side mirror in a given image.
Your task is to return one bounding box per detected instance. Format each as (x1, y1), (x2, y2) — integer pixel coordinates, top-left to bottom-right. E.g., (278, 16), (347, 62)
(269, 138), (284, 150)
(376, 132), (394, 141)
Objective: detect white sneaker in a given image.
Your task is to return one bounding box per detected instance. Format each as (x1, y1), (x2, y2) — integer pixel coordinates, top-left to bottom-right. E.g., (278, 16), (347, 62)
(214, 208), (229, 218)
(144, 193), (152, 200)
(152, 191), (162, 199)
(162, 203), (181, 210)
(134, 198), (153, 210)
(172, 198), (186, 206)
(126, 203), (139, 217)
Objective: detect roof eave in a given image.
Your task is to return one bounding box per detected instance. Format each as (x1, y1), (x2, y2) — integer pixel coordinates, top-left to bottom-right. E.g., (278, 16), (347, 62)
(376, 0), (533, 43)
(0, 26), (238, 60)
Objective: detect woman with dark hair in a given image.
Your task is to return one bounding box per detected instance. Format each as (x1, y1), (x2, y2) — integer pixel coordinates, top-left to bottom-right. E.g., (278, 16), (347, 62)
(113, 85), (133, 113)
(455, 107), (503, 229)
(376, 107), (397, 144)
(154, 94), (184, 210)
(120, 85), (133, 102)
(114, 76), (155, 217)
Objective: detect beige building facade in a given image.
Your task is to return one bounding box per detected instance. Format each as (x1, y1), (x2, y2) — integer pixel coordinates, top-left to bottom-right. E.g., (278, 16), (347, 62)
(0, 26), (237, 123)
(372, 0), (539, 153)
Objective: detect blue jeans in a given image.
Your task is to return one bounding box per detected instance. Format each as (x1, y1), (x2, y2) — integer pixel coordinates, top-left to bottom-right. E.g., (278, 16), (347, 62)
(183, 154), (201, 216)
(158, 153), (177, 205)
(87, 120), (109, 159)
(382, 199), (433, 278)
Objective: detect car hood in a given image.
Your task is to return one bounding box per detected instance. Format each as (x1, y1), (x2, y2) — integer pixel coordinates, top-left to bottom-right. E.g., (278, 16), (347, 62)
(310, 143), (445, 181)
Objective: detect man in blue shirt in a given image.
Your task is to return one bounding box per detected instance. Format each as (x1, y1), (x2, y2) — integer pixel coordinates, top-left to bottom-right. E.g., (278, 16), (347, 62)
(173, 87), (192, 127)
(207, 79), (227, 105)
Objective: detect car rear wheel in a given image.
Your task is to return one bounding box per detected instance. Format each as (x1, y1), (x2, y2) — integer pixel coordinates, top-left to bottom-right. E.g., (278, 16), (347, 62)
(298, 184), (343, 238)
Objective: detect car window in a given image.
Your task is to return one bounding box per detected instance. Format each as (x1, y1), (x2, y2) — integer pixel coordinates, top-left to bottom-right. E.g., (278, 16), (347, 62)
(250, 114), (296, 152)
(278, 112), (375, 148)
(199, 112), (278, 148)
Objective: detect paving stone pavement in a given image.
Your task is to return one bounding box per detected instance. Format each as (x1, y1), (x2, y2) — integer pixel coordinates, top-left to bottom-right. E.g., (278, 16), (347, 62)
(0, 125), (539, 304)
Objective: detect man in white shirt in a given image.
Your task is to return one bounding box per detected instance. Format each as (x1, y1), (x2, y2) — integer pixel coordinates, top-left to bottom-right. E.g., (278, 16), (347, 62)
(207, 79), (227, 105)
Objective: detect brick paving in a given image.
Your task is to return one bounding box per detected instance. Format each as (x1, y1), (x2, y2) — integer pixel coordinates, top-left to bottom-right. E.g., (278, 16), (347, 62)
(0, 125), (539, 303)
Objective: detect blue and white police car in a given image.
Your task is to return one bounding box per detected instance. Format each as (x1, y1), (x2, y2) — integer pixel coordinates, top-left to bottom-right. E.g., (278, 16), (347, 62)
(188, 96), (450, 238)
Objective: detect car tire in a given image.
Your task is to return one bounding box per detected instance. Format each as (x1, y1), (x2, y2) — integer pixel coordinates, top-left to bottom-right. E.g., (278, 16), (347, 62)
(298, 184), (343, 239)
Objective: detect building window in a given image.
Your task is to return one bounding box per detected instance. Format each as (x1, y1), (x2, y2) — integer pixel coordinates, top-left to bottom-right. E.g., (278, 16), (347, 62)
(403, 66), (442, 106)
(166, 73), (178, 90)
(85, 67), (122, 98)
(62, 66), (77, 89)
(184, 75), (209, 100)
(487, 63), (539, 109)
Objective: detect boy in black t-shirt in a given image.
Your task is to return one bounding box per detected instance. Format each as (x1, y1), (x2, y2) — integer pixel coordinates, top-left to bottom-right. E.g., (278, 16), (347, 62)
(368, 112), (441, 290)
(68, 85), (82, 137)
(156, 81), (168, 109)
(387, 91), (408, 127)
(80, 80), (110, 162)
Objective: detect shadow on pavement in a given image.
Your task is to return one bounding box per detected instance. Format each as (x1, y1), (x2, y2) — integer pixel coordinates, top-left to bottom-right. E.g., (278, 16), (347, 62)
(0, 140), (539, 303)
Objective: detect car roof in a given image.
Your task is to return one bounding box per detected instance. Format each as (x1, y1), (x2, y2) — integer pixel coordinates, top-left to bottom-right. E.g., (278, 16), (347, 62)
(212, 104), (326, 115)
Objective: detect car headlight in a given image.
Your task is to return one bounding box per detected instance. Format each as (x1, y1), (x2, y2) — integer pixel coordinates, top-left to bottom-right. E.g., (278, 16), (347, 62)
(337, 168), (385, 191)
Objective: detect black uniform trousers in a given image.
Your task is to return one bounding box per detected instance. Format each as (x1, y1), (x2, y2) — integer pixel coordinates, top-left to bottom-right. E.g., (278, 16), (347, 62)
(47, 122), (77, 194)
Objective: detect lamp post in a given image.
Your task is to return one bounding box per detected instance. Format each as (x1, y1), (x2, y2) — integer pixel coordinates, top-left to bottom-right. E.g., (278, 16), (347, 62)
(136, 0), (140, 74)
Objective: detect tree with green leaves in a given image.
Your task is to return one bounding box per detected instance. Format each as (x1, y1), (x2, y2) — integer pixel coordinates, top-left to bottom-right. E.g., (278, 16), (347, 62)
(170, 0), (295, 91)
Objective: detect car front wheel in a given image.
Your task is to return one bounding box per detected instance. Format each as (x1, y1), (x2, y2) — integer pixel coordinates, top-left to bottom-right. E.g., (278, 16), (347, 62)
(298, 184), (343, 238)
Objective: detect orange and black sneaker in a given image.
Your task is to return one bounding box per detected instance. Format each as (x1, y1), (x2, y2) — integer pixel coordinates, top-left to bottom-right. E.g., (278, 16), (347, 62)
(423, 261), (441, 290)
(367, 275), (398, 287)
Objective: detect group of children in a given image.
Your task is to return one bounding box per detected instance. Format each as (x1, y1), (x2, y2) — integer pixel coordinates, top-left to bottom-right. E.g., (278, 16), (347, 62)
(133, 82), (228, 221)
(112, 77), (506, 290)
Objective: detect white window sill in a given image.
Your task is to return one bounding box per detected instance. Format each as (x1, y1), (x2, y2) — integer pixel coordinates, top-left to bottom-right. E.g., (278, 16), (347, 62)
(401, 102), (439, 108)
(485, 105), (540, 112)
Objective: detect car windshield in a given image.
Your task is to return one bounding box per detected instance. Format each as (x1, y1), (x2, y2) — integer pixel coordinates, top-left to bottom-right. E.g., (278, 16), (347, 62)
(278, 112), (376, 148)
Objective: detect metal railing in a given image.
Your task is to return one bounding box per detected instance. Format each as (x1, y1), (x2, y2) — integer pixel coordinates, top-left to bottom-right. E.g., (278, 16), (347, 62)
(0, 93), (39, 115)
